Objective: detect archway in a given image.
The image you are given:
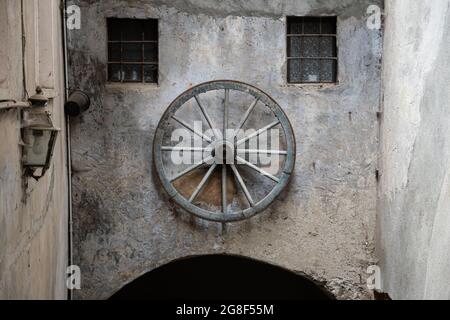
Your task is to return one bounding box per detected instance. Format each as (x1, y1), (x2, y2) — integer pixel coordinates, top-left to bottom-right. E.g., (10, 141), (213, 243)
(110, 255), (334, 300)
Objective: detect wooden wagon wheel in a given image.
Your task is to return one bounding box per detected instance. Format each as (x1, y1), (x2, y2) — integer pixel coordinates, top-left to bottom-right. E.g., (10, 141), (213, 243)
(153, 81), (296, 222)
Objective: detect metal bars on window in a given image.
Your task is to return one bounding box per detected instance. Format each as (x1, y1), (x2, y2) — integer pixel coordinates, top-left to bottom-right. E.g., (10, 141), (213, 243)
(287, 17), (337, 84)
(107, 18), (158, 83)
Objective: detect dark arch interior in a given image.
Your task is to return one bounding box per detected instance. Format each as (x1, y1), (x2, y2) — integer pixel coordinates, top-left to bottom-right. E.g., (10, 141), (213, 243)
(110, 255), (334, 300)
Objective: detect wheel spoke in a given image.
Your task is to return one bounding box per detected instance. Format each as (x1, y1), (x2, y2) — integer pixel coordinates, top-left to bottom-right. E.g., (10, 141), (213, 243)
(224, 89), (229, 139)
(222, 90), (230, 214)
(230, 164), (255, 207)
(222, 165), (227, 213)
(161, 146), (206, 152)
(170, 156), (214, 182)
(236, 156), (280, 183)
(233, 98), (259, 138)
(172, 115), (213, 143)
(236, 120), (280, 146)
(194, 95), (219, 139)
(189, 164), (217, 203)
(236, 149), (288, 155)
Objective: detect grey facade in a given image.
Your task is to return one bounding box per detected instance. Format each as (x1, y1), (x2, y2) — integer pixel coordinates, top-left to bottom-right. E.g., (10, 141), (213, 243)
(68, 0), (382, 300)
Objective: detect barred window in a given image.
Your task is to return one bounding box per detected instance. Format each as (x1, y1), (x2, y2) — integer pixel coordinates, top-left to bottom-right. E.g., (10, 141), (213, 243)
(287, 17), (337, 84)
(107, 18), (158, 83)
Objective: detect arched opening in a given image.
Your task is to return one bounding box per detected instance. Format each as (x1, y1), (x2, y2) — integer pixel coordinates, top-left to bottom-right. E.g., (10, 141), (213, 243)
(110, 255), (334, 300)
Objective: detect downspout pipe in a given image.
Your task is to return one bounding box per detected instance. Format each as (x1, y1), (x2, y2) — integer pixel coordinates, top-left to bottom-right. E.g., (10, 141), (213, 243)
(61, 0), (74, 301)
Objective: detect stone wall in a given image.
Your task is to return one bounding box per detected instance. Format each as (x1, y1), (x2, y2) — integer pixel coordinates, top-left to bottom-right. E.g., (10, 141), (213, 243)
(68, 0), (383, 300)
(378, 0), (450, 300)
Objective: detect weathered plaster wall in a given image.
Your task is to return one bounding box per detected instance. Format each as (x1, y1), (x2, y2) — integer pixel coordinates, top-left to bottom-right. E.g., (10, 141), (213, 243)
(378, 0), (450, 300)
(0, 0), (68, 299)
(68, 0), (383, 299)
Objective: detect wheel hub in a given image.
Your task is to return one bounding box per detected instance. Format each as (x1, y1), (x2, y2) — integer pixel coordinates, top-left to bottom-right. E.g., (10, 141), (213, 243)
(213, 140), (235, 165)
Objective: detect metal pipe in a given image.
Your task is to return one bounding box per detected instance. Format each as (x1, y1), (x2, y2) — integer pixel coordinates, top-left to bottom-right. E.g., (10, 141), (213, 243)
(61, 0), (74, 301)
